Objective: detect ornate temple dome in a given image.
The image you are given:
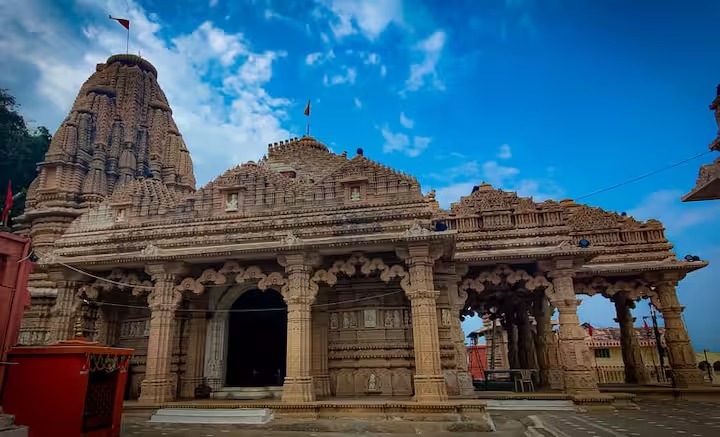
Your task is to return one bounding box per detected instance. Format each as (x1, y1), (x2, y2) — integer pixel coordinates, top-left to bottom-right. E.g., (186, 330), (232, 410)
(30, 54), (195, 212)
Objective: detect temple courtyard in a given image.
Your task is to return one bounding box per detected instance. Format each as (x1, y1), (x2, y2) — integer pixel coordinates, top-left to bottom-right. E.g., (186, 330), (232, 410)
(120, 400), (720, 436)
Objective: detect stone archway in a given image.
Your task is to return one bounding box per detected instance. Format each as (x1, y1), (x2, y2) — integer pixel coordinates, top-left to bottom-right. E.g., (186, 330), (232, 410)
(203, 283), (286, 392)
(225, 288), (287, 387)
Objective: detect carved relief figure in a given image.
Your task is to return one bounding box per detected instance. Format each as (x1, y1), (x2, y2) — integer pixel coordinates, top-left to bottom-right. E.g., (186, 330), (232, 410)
(115, 208), (126, 222)
(393, 310), (401, 327)
(226, 192), (239, 211)
(384, 310), (394, 327)
(364, 309), (377, 328)
(330, 313), (339, 330)
(367, 372), (380, 392)
(349, 312), (357, 328)
(441, 309), (451, 327)
(403, 310), (411, 326)
(342, 312), (351, 329)
(350, 186), (361, 201)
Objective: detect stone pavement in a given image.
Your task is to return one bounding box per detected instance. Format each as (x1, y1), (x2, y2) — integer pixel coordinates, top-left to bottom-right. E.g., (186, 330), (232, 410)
(120, 415), (527, 436)
(532, 400), (720, 437)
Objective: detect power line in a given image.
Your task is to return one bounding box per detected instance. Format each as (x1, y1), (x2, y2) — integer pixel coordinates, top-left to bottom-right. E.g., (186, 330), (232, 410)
(575, 150), (712, 201)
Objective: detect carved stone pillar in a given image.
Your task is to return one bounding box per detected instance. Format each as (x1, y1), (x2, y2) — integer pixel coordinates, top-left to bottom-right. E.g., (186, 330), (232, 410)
(405, 245), (448, 402)
(139, 264), (185, 404)
(279, 253), (316, 403)
(532, 293), (551, 388)
(46, 269), (88, 343)
(436, 266), (474, 396)
(549, 268), (599, 394)
(655, 282), (705, 387)
(312, 308), (331, 397)
(180, 302), (208, 398)
(613, 292), (651, 385)
(504, 320), (520, 369)
(203, 313), (228, 391)
(517, 306), (537, 370)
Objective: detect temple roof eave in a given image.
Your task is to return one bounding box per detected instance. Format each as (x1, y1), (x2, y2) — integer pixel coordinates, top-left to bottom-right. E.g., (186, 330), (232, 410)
(681, 173), (720, 202)
(48, 229), (457, 270)
(576, 259), (708, 277)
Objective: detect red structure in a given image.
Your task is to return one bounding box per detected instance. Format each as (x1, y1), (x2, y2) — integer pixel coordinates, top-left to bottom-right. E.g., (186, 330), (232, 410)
(2, 338), (133, 437)
(468, 344), (488, 381)
(0, 231), (33, 395)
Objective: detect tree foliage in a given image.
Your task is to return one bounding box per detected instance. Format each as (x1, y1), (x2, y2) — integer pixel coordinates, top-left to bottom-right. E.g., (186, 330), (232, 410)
(0, 89), (51, 220)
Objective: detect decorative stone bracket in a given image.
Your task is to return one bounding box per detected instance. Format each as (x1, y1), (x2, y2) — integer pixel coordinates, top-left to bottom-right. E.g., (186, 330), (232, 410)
(575, 277), (661, 309)
(175, 261), (287, 296)
(310, 252), (410, 293)
(459, 264), (553, 294)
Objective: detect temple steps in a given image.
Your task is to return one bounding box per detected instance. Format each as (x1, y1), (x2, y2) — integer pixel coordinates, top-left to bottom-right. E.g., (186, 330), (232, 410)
(484, 399), (576, 411)
(149, 408), (274, 424)
(212, 386), (283, 400)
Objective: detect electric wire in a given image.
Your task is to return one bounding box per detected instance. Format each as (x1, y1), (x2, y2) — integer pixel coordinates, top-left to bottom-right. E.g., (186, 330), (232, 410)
(575, 150), (712, 201)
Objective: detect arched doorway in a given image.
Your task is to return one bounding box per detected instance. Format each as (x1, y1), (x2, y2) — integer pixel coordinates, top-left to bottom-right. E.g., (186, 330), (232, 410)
(225, 288), (287, 387)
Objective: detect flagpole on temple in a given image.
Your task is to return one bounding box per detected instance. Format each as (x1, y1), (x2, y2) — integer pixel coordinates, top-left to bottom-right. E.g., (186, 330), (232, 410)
(126, 24), (130, 54)
(109, 15), (131, 55)
(304, 100), (311, 136)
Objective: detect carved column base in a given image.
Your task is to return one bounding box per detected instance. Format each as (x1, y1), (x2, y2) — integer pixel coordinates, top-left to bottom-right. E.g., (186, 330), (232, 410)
(562, 369), (599, 395)
(206, 377), (223, 392)
(548, 369), (564, 390)
(673, 367), (707, 387)
(627, 364), (653, 385)
(413, 375), (448, 403)
(313, 375), (331, 398)
(282, 376), (315, 403)
(179, 377), (204, 399)
(457, 371), (475, 397)
(139, 377), (176, 404)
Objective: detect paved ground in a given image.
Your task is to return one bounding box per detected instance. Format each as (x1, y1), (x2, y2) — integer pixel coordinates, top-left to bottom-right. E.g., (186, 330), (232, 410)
(535, 400), (720, 437)
(121, 400), (720, 436)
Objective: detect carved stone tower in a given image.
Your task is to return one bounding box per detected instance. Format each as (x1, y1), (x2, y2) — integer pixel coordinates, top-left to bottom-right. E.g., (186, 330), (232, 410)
(19, 54), (195, 252)
(17, 55), (196, 341)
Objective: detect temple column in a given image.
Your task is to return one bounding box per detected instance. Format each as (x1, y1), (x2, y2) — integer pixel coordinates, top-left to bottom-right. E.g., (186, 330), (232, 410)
(280, 253), (317, 403)
(203, 313), (228, 391)
(312, 309), (331, 397)
(180, 300), (208, 398)
(532, 293), (551, 388)
(517, 304), (537, 370)
(504, 320), (520, 369)
(613, 292), (651, 385)
(46, 269), (88, 343)
(139, 263), (186, 404)
(655, 281), (705, 387)
(404, 245), (448, 402)
(437, 265), (474, 396)
(548, 266), (599, 394)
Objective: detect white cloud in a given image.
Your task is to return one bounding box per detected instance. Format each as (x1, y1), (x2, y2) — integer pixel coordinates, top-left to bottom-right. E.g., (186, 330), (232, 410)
(427, 158), (564, 208)
(0, 0), (291, 185)
(380, 127), (430, 157)
(399, 112), (414, 129)
(354, 97), (363, 109)
(403, 30), (446, 94)
(305, 49), (335, 66)
(380, 64), (387, 77)
(210, 0), (219, 7)
(498, 143), (512, 159)
(318, 0), (404, 40)
(323, 66), (357, 86)
(628, 189), (720, 235)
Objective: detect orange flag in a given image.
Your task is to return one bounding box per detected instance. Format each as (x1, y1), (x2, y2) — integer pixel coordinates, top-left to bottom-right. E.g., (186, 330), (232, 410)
(304, 100), (311, 116)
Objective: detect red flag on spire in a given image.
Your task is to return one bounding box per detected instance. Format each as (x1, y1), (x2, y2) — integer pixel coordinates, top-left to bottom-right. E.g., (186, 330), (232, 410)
(109, 15), (130, 30)
(1, 180), (13, 226)
(304, 100), (311, 116)
(643, 318), (651, 332)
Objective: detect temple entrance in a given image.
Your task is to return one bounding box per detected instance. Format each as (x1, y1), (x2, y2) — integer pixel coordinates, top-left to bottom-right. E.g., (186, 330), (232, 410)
(225, 289), (287, 387)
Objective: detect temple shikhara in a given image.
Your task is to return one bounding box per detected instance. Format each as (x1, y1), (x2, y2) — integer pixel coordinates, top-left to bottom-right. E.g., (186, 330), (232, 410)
(14, 55), (709, 409)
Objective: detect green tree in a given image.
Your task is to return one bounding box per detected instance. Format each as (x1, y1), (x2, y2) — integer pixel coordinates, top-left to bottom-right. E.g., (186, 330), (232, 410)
(0, 89), (51, 221)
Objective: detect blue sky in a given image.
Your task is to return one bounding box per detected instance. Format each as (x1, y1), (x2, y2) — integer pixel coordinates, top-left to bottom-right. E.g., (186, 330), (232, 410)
(1, 0), (719, 350)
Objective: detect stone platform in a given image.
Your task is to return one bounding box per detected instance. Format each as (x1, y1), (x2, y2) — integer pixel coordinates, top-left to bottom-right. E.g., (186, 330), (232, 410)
(212, 386), (283, 400)
(600, 384), (720, 401)
(149, 408), (273, 424)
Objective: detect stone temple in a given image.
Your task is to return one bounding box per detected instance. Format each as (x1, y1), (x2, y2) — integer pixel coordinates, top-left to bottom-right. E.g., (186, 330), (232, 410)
(15, 54), (708, 408)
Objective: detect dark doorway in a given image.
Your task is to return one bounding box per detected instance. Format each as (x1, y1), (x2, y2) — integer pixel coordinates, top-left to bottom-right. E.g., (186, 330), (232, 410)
(225, 289), (287, 387)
